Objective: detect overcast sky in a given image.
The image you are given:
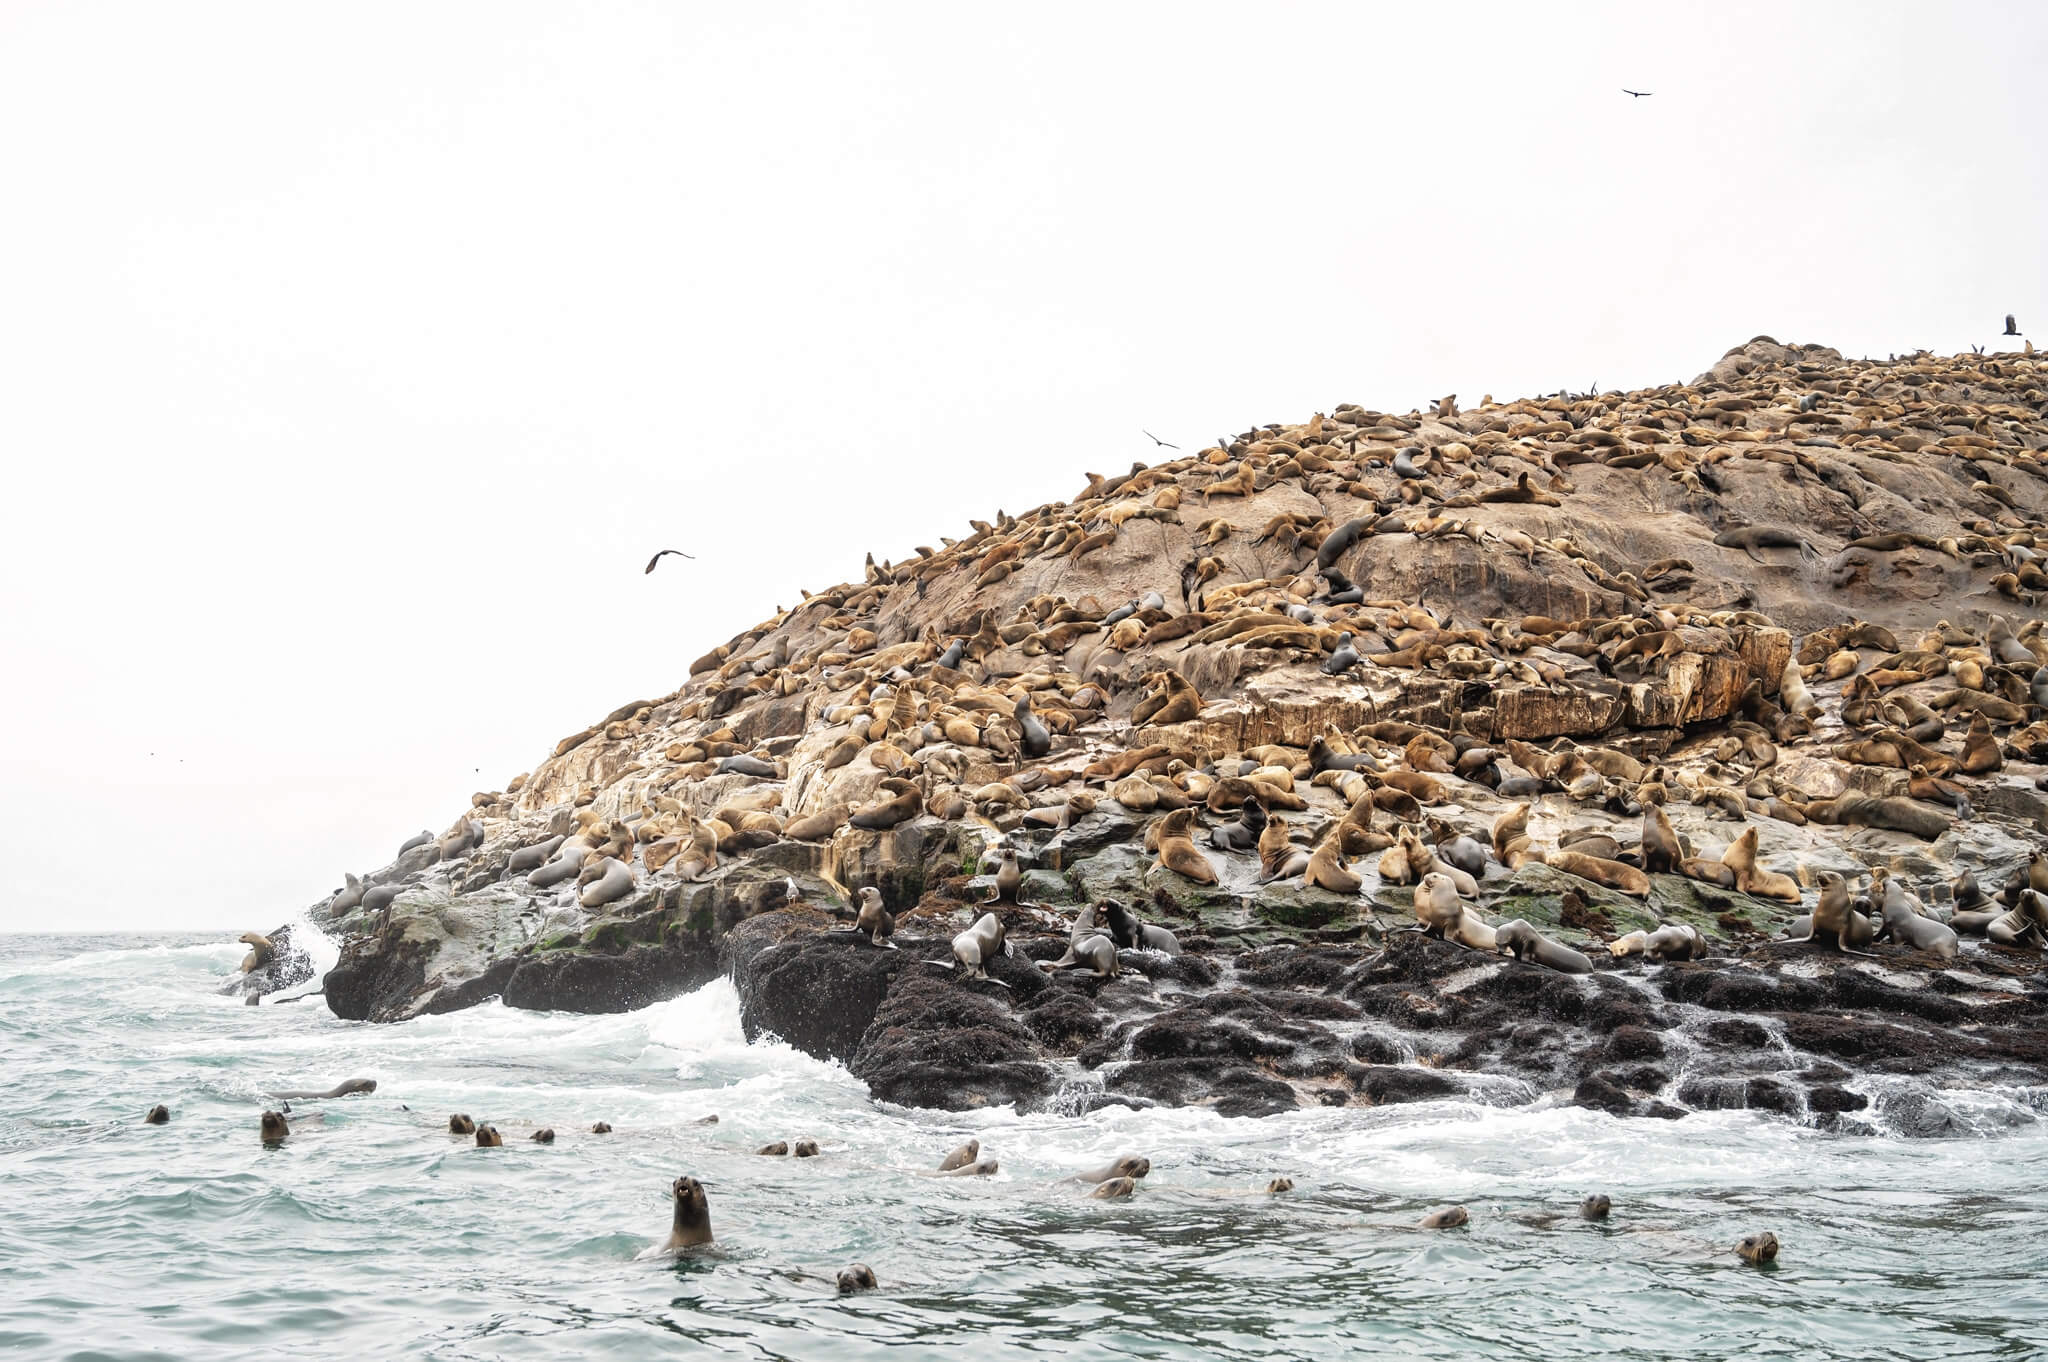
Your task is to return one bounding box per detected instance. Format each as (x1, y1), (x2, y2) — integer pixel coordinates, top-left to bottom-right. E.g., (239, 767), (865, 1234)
(2, 2), (2040, 933)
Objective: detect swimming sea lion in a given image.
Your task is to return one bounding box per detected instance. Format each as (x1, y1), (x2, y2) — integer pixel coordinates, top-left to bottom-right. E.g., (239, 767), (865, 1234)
(449, 1114), (476, 1133)
(268, 1078), (377, 1100)
(936, 1139), (980, 1172)
(1581, 1194), (1611, 1220)
(1736, 1232), (1779, 1265)
(1069, 1155), (1150, 1184)
(260, 1110), (291, 1143)
(1266, 1178), (1295, 1195)
(757, 1141), (790, 1156)
(931, 1158), (999, 1177)
(641, 1175), (714, 1255)
(531, 1128), (555, 1144)
(475, 1124), (503, 1147)
(837, 1264), (879, 1294)
(1419, 1205), (1469, 1229)
(1091, 1176), (1137, 1200)
(144, 1105), (169, 1125)
(794, 1140), (821, 1157)
(591, 1122), (613, 1134)
(1495, 919), (1593, 974)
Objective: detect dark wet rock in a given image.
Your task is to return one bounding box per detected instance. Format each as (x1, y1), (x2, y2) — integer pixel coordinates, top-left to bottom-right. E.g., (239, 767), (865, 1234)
(503, 942), (718, 1014)
(1572, 1074), (1637, 1116)
(1806, 1084), (1868, 1114)
(850, 971), (1054, 1110)
(1105, 1058), (1299, 1117)
(1703, 1018), (1773, 1049)
(1875, 1087), (1965, 1139)
(1020, 990), (1111, 1051)
(1349, 1030), (1408, 1065)
(1603, 1025), (1667, 1062)
(1350, 1065), (1465, 1105)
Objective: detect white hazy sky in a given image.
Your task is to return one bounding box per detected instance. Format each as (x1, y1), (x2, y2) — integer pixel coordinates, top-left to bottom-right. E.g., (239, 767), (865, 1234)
(2, 3), (2041, 933)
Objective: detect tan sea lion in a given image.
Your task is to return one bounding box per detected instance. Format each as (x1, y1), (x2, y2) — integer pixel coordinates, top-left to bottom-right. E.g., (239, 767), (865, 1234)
(1641, 806), (1682, 875)
(475, 1124), (503, 1147)
(937, 1139), (980, 1172)
(1069, 1155), (1150, 1184)
(238, 932), (275, 973)
(1784, 872), (1873, 954)
(1090, 1176), (1138, 1200)
(259, 1110), (291, 1143)
(930, 1158), (999, 1177)
(1267, 1178), (1295, 1195)
(1419, 1205), (1469, 1229)
(1736, 1232), (1780, 1265)
(757, 1141), (790, 1156)
(449, 1114), (476, 1134)
(1608, 924), (1706, 960)
(1155, 808), (1219, 885)
(639, 1175), (714, 1256)
(531, 1128), (555, 1144)
(1720, 828), (1800, 902)
(1541, 849), (1652, 898)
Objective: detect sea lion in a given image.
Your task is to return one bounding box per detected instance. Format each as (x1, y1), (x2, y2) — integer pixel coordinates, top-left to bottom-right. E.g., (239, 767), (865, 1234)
(527, 843), (591, 889)
(944, 912), (1010, 983)
(531, 1128), (555, 1144)
(505, 835), (567, 876)
(1641, 806), (1682, 875)
(1306, 830), (1363, 894)
(1419, 1206), (1469, 1229)
(1209, 798), (1267, 853)
(1014, 696), (1052, 759)
(237, 932), (275, 973)
(837, 1264), (879, 1295)
(579, 857), (637, 908)
(1736, 1232), (1780, 1265)
(986, 842), (1026, 905)
(475, 1124), (503, 1147)
(850, 778), (922, 830)
(936, 1139), (980, 1172)
(1581, 1194), (1611, 1221)
(835, 886), (896, 948)
(1258, 811), (1311, 881)
(268, 1078), (377, 1100)
(1102, 899), (1180, 954)
(398, 829), (434, 855)
(1495, 919), (1594, 974)
(1871, 878), (1959, 960)
(591, 1122), (613, 1134)
(794, 1140), (821, 1157)
(1784, 872), (1874, 955)
(931, 1158), (999, 1177)
(1714, 525), (1815, 562)
(144, 1105), (169, 1124)
(1056, 932), (1120, 977)
(1540, 849), (1652, 898)
(259, 1110), (291, 1143)
(1155, 808), (1219, 884)
(449, 1114), (476, 1133)
(1986, 890), (2048, 947)
(1091, 1176), (1138, 1200)
(757, 1141), (790, 1156)
(1608, 924), (1706, 961)
(1719, 828), (1801, 902)
(1267, 1178), (1295, 1195)
(640, 1175), (714, 1255)
(1070, 1155), (1150, 1184)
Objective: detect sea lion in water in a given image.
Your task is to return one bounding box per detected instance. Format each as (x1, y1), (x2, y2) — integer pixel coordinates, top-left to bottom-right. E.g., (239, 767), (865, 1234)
(1581, 1194), (1611, 1220)
(238, 933), (275, 973)
(931, 1158), (999, 1177)
(268, 1078), (377, 1100)
(1267, 1178), (1295, 1195)
(449, 1114), (476, 1134)
(1091, 1176), (1138, 1200)
(259, 1110), (291, 1143)
(591, 1122), (613, 1134)
(640, 1175), (714, 1255)
(475, 1124), (503, 1147)
(1495, 919), (1593, 974)
(1419, 1205), (1469, 1229)
(1069, 1155), (1151, 1184)
(757, 1141), (790, 1156)
(936, 1139), (980, 1172)
(942, 912), (1010, 984)
(144, 1105), (170, 1125)
(837, 1264), (879, 1295)
(531, 1128), (555, 1144)
(1871, 878), (1959, 960)
(794, 1140), (821, 1158)
(1736, 1232), (1780, 1265)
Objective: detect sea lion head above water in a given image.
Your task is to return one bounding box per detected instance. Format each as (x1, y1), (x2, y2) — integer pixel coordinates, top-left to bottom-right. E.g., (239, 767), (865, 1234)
(1090, 1176), (1138, 1200)
(449, 1114), (476, 1134)
(1266, 1177), (1295, 1195)
(1736, 1231), (1780, 1264)
(1418, 1205), (1469, 1229)
(1580, 1194), (1612, 1220)
(837, 1264), (878, 1294)
(531, 1128), (555, 1144)
(665, 1175), (714, 1249)
(474, 1124), (503, 1147)
(144, 1105), (170, 1125)
(259, 1110), (290, 1143)
(591, 1122), (613, 1134)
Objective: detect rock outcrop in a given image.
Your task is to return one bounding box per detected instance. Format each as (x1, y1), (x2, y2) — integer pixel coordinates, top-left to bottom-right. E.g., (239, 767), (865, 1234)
(279, 339), (2048, 1128)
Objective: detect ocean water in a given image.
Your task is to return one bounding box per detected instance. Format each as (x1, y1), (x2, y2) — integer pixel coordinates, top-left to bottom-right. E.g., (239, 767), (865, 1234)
(4, 929), (2046, 1362)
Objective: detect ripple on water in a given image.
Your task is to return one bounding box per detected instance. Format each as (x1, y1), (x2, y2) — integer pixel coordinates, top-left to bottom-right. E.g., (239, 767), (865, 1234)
(4, 931), (2048, 1360)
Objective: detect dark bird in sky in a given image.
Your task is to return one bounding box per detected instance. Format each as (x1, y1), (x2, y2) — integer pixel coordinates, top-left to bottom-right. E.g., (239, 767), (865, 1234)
(1142, 429), (1179, 449)
(1622, 89), (1653, 97)
(644, 549), (696, 573)
(2005, 314), (2022, 336)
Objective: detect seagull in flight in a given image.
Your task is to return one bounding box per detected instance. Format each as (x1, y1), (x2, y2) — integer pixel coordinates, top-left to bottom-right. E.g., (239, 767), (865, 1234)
(1142, 429), (1179, 449)
(1622, 89), (1653, 98)
(643, 549), (696, 574)
(2005, 314), (2023, 336)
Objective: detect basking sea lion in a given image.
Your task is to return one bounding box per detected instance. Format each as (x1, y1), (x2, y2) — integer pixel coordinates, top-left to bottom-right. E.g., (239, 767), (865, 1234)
(1155, 808), (1219, 884)
(986, 842), (1027, 905)
(936, 1139), (980, 1172)
(837, 1264), (879, 1295)
(1640, 806), (1682, 875)
(638, 1175), (714, 1256)
(144, 1105), (170, 1125)
(1307, 829), (1363, 893)
(1714, 525), (1815, 563)
(1986, 890), (2048, 947)
(579, 857), (637, 909)
(943, 912), (1010, 984)
(1608, 924), (1706, 961)
(268, 1078), (377, 1100)
(1056, 932), (1119, 978)
(1091, 1176), (1138, 1200)
(1495, 919), (1594, 974)
(1784, 872), (1874, 955)
(1720, 828), (1800, 902)
(1419, 1205), (1469, 1229)
(831, 886), (895, 948)
(1540, 849), (1652, 898)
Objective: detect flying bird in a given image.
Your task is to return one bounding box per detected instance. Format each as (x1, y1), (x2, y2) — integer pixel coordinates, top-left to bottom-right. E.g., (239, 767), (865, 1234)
(2005, 314), (2022, 336)
(643, 549), (695, 574)
(1622, 89), (1653, 97)
(1142, 429), (1179, 449)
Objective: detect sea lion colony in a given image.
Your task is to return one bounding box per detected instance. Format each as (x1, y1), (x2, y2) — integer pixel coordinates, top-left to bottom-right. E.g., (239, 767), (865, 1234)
(293, 337), (2048, 1124)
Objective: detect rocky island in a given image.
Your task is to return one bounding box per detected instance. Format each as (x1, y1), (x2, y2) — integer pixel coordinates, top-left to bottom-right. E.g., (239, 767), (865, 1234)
(254, 337), (2048, 1137)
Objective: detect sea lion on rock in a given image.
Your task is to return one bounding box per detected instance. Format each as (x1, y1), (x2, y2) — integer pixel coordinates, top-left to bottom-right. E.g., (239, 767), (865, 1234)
(1784, 872), (1874, 955)
(1641, 806), (1682, 875)
(1986, 890), (2048, 947)
(505, 835), (567, 877)
(1102, 900), (1179, 954)
(831, 886), (896, 948)
(144, 1105), (169, 1124)
(238, 933), (275, 973)
(1871, 878), (1959, 960)
(850, 778), (923, 830)
(1495, 919), (1593, 974)
(1719, 828), (1801, 902)
(1540, 849), (1651, 898)
(1209, 799), (1267, 853)
(579, 857), (637, 908)
(527, 843), (591, 889)
(1714, 526), (1814, 562)
(268, 1078), (377, 1100)
(1609, 924), (1706, 961)
(943, 912), (1011, 984)
(1307, 830), (1363, 893)
(837, 1264), (878, 1294)
(1155, 808), (1219, 885)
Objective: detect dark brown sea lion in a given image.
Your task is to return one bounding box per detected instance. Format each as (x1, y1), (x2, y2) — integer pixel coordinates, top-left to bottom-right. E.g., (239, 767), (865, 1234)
(642, 1175), (714, 1255)
(144, 1105), (170, 1125)
(449, 1114), (476, 1134)
(837, 1264), (879, 1294)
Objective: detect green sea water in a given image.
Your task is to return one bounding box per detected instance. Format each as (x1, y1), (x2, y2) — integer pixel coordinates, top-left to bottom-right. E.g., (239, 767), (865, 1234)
(3, 929), (2045, 1361)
